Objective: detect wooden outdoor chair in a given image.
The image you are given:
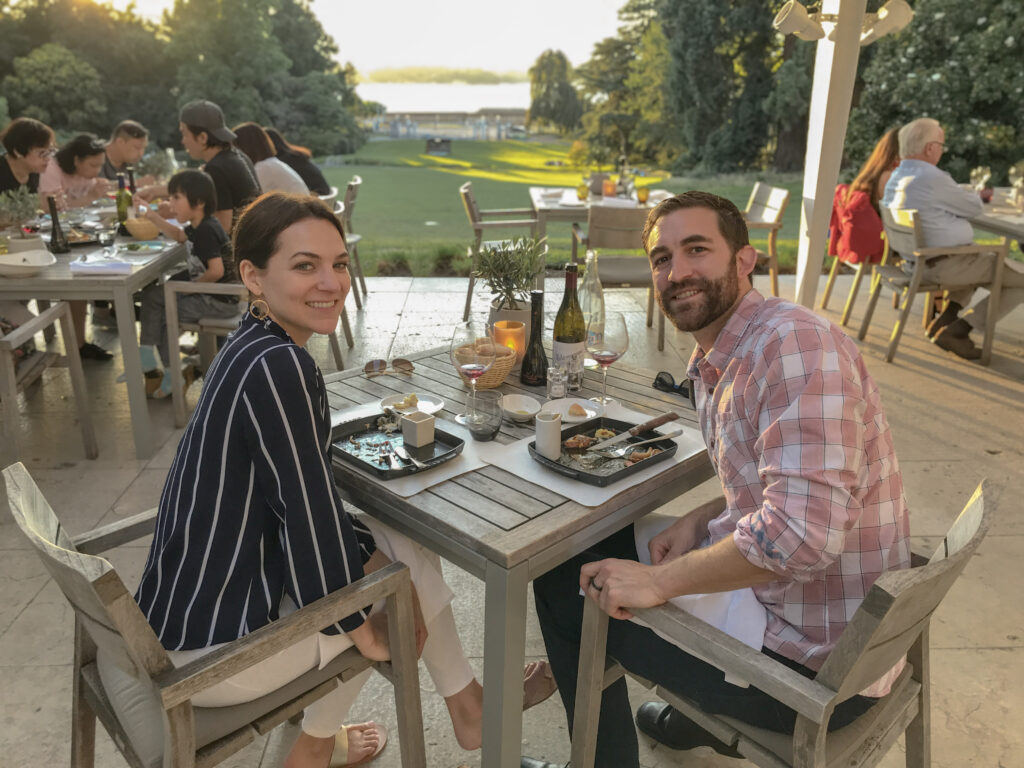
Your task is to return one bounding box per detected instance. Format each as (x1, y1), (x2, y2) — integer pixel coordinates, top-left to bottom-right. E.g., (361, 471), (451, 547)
(743, 182), (790, 297)
(1, 301), (97, 465)
(858, 208), (1006, 364)
(570, 204), (666, 350)
(3, 461), (427, 768)
(459, 181), (538, 321)
(163, 281), (352, 427)
(340, 176), (368, 309)
(571, 479), (994, 768)
(821, 232), (891, 327)
(318, 185), (339, 211)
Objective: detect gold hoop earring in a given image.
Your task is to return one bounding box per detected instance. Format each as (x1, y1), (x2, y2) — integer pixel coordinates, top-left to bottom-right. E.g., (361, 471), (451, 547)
(249, 297), (270, 321)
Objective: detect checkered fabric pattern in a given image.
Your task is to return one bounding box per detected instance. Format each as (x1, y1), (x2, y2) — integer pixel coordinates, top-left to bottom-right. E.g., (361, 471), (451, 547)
(687, 290), (911, 696)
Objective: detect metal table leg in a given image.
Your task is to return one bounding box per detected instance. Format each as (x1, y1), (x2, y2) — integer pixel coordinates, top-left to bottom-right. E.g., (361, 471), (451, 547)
(112, 285), (154, 458)
(481, 559), (530, 768)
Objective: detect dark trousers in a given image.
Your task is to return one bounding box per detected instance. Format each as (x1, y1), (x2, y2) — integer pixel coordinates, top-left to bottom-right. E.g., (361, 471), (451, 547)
(533, 525), (877, 768)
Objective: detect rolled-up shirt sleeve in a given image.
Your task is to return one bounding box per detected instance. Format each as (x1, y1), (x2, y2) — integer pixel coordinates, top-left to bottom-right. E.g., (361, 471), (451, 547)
(241, 347), (369, 634)
(732, 325), (867, 581)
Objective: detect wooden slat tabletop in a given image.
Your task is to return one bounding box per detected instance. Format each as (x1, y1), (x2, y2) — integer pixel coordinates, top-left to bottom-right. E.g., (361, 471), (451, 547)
(326, 346), (713, 575)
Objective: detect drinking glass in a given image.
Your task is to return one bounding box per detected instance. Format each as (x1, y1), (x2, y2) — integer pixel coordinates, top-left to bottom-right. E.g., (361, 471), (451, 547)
(466, 390), (503, 441)
(450, 323), (496, 424)
(636, 186), (650, 204)
(586, 311), (629, 405)
(576, 181), (589, 201)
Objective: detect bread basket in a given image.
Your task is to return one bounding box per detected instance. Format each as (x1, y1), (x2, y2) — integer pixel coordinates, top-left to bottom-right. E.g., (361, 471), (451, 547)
(454, 341), (516, 389)
(124, 217), (160, 240)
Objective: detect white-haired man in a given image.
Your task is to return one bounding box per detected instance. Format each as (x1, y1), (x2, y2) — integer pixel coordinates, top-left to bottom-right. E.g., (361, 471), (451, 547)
(882, 117), (1024, 360)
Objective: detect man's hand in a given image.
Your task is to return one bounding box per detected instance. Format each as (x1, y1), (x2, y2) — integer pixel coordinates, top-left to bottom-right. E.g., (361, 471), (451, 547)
(649, 496), (725, 565)
(579, 558), (669, 621)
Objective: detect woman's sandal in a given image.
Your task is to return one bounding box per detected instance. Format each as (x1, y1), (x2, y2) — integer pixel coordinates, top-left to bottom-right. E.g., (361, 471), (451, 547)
(523, 660), (558, 710)
(329, 722), (388, 767)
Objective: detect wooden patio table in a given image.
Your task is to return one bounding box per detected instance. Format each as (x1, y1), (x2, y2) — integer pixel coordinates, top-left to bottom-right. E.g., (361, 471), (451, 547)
(529, 186), (668, 240)
(0, 240), (185, 458)
(325, 347), (713, 768)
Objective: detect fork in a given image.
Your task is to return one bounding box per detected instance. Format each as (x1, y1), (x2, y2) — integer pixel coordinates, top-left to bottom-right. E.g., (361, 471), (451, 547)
(393, 443), (430, 469)
(590, 429), (683, 458)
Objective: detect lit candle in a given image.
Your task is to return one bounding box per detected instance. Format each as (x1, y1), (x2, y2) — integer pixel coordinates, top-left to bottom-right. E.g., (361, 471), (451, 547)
(493, 320), (526, 363)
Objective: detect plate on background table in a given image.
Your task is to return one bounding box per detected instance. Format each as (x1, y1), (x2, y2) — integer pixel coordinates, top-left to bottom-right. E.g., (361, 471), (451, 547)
(541, 397), (604, 423)
(380, 392), (444, 415)
(118, 241), (166, 253)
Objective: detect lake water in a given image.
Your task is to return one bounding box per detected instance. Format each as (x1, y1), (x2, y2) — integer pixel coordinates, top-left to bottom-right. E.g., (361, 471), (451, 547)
(355, 82), (530, 114)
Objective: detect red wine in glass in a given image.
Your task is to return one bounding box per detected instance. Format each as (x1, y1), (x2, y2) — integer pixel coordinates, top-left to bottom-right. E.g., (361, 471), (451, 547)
(459, 363), (488, 380)
(450, 325), (496, 424)
(590, 350), (622, 367)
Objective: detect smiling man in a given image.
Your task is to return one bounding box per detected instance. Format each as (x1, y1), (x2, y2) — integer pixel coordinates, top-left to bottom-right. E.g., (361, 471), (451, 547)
(522, 191), (911, 768)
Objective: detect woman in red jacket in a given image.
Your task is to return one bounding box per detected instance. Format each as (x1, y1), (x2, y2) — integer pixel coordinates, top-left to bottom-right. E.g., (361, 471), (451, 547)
(829, 129), (900, 265)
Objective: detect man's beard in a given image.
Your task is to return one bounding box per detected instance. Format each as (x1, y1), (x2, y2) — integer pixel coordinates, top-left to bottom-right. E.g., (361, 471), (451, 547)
(656, 254), (740, 333)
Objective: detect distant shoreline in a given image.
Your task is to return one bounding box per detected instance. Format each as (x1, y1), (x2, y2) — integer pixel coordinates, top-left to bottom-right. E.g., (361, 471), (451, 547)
(363, 66), (527, 85)
(356, 82), (531, 113)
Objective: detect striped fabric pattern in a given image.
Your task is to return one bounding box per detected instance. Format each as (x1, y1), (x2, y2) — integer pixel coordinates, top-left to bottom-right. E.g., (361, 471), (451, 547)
(687, 290), (910, 693)
(136, 313), (375, 651)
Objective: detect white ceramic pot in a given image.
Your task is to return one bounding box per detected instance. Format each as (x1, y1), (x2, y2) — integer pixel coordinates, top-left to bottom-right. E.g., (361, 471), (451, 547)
(3, 233), (44, 254)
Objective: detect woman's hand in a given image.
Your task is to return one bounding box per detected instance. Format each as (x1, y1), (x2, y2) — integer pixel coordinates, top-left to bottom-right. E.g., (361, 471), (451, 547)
(348, 613), (391, 662)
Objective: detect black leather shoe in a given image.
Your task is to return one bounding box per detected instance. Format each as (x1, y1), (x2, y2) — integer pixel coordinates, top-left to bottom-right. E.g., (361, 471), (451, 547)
(925, 301), (962, 338)
(635, 702), (743, 758)
(520, 758), (567, 768)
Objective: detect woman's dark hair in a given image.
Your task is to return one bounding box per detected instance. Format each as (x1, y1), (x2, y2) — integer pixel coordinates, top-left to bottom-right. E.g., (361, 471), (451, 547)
(184, 123), (232, 151)
(264, 126), (312, 159)
(233, 192), (345, 270)
(642, 190), (750, 256)
(168, 169), (218, 218)
(847, 128), (900, 211)
(1, 117), (55, 156)
(56, 133), (107, 175)
(232, 122), (275, 164)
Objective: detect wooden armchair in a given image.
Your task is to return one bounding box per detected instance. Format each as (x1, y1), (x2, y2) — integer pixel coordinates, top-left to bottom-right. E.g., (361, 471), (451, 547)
(340, 176), (368, 308)
(821, 233), (890, 328)
(571, 480), (993, 768)
(858, 209), (1006, 364)
(743, 182), (790, 297)
(459, 181), (538, 321)
(570, 204), (666, 350)
(1, 300), (97, 465)
(3, 461), (427, 768)
(163, 281), (352, 427)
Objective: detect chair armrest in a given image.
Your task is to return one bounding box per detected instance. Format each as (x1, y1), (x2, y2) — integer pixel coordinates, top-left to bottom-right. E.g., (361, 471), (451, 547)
(480, 207), (537, 217)
(572, 222), (587, 246)
(164, 280), (247, 297)
(912, 244), (998, 258)
(155, 561), (410, 709)
(632, 603), (835, 722)
(476, 219), (538, 230)
(0, 301), (69, 347)
(73, 508), (158, 554)
(745, 221), (782, 230)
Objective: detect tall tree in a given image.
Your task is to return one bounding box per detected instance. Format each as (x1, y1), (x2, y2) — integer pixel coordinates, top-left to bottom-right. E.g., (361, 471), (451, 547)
(268, 0), (337, 77)
(623, 19), (682, 165)
(527, 49), (582, 134)
(577, 36), (636, 161)
(2, 43), (107, 131)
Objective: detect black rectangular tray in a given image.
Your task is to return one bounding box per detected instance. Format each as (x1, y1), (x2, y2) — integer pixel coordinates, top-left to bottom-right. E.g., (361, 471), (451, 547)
(330, 411), (464, 480)
(528, 417), (678, 487)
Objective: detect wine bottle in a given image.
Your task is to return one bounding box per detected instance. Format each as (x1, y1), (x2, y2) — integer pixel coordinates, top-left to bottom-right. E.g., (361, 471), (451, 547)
(579, 249), (605, 361)
(115, 174), (132, 223)
(47, 196), (70, 254)
(126, 167), (137, 195)
(520, 290), (548, 387)
(553, 264), (585, 392)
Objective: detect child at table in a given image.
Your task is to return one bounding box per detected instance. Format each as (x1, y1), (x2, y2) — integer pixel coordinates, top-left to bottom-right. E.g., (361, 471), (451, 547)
(136, 169), (240, 398)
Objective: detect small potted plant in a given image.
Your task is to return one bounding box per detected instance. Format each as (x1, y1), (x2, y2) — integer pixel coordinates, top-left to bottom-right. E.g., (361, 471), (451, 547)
(0, 187), (43, 254)
(474, 236), (547, 338)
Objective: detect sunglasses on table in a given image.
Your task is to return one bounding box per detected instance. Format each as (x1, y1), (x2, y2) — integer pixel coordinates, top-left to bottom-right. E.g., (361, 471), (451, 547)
(652, 371), (696, 409)
(363, 358), (414, 377)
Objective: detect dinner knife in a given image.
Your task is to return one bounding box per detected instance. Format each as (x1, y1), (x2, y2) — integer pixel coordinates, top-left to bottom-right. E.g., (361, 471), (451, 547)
(588, 411), (681, 451)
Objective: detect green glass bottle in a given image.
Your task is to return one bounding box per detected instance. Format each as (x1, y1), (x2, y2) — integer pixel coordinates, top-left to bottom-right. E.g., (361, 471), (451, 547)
(115, 174), (132, 224)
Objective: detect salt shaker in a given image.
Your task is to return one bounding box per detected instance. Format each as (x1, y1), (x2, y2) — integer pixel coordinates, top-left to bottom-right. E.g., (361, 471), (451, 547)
(547, 366), (567, 400)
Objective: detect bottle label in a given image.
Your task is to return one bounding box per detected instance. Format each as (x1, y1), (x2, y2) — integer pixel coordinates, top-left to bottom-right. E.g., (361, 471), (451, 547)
(553, 340), (585, 390)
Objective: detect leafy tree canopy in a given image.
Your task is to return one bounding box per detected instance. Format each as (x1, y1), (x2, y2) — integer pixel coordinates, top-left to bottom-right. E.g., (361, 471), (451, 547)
(3, 42), (107, 132)
(527, 49), (582, 134)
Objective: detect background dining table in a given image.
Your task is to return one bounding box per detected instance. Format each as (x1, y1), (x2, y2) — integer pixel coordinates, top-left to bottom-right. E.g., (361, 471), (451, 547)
(325, 346), (713, 768)
(0, 237), (185, 458)
(528, 186), (670, 240)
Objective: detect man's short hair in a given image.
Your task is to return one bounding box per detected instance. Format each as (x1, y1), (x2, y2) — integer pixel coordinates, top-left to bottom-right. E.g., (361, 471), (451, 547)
(168, 169), (218, 218)
(898, 118), (942, 158)
(1, 117), (54, 156)
(642, 191), (750, 255)
(110, 120), (148, 142)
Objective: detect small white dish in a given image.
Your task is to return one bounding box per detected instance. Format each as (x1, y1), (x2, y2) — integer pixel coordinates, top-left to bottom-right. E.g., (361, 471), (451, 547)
(502, 394), (541, 422)
(0, 249), (56, 278)
(541, 397), (604, 423)
(380, 392), (444, 415)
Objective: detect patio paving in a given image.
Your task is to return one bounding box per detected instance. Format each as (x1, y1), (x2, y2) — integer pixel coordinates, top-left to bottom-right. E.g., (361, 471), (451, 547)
(1, 273), (1022, 767)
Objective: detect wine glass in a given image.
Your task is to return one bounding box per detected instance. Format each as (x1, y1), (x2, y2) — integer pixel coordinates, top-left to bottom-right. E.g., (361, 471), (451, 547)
(450, 323), (496, 425)
(586, 312), (629, 405)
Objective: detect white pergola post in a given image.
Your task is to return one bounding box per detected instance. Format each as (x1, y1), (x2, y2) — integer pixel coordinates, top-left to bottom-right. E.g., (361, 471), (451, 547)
(793, 0), (869, 307)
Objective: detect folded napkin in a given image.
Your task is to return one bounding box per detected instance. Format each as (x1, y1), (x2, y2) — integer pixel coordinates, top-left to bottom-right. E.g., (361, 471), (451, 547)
(558, 190), (586, 207)
(70, 259), (133, 275)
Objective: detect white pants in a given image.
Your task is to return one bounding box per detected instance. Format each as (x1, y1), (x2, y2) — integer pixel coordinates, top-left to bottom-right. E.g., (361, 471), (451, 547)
(167, 517), (475, 738)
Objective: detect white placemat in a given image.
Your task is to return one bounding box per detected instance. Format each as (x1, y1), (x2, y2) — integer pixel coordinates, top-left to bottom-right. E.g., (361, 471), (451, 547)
(332, 403), (486, 498)
(473, 403), (707, 507)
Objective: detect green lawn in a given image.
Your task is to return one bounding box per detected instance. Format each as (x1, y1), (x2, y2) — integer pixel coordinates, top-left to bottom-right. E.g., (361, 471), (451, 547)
(323, 139), (797, 276)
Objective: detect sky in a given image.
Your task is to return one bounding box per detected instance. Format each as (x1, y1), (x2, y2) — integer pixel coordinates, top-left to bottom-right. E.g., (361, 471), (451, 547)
(111, 0), (628, 74)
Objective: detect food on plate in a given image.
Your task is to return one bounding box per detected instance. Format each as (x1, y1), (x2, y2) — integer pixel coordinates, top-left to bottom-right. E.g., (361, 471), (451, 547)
(625, 446), (662, 466)
(394, 393), (418, 410)
(563, 434), (595, 450)
(594, 428), (616, 440)
(66, 227), (93, 243)
(515, 409), (531, 416)
(568, 402), (588, 418)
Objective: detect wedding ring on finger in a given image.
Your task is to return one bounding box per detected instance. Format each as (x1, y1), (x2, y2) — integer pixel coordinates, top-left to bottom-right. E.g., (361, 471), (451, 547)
(589, 578), (604, 592)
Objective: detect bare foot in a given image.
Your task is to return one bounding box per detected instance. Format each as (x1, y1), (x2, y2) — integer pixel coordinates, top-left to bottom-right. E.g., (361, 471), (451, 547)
(284, 722), (384, 768)
(523, 660), (558, 710)
(336, 722), (384, 766)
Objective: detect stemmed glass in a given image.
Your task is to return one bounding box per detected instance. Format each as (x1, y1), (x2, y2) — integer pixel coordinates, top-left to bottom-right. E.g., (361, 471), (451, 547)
(586, 311), (629, 405)
(450, 323), (496, 425)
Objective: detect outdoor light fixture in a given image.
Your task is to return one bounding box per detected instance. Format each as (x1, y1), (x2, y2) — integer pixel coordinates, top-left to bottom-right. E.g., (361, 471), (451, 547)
(859, 0), (914, 46)
(773, 1), (826, 41)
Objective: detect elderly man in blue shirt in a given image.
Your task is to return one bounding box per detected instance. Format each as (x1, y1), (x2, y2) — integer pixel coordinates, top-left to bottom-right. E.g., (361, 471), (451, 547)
(882, 117), (1024, 360)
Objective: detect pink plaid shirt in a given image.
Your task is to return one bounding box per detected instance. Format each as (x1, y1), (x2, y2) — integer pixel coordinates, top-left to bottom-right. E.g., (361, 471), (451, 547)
(687, 290), (910, 696)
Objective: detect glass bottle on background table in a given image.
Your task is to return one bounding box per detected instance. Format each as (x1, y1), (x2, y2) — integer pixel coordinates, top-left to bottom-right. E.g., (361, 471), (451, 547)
(520, 289), (548, 387)
(115, 174), (133, 234)
(46, 196), (70, 254)
(553, 263), (585, 392)
(579, 249), (604, 369)
(126, 167), (137, 195)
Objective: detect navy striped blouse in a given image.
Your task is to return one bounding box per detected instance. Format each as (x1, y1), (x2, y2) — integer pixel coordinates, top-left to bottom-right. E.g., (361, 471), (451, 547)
(136, 313), (376, 650)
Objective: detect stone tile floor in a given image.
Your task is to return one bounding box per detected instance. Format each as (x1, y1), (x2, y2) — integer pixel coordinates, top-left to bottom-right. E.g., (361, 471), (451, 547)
(1, 274), (1022, 767)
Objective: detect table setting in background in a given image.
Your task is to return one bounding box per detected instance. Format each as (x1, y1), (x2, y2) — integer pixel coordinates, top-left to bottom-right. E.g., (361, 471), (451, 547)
(528, 183), (672, 239)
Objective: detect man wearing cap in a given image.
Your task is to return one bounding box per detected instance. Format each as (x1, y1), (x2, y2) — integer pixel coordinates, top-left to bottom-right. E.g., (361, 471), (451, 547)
(179, 100), (261, 232)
